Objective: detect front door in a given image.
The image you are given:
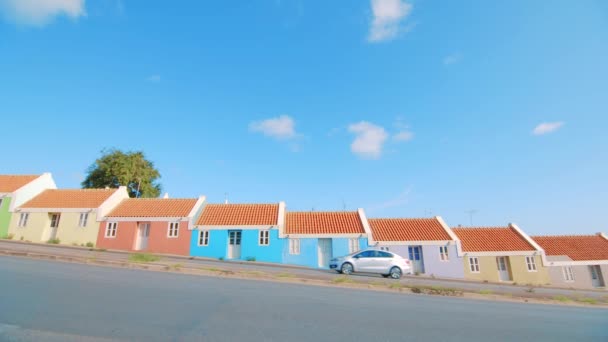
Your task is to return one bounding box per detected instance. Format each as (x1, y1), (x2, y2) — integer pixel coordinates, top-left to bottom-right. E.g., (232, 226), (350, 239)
(135, 223), (150, 251)
(48, 213), (60, 241)
(408, 246), (424, 274)
(318, 238), (333, 268)
(590, 265), (605, 288)
(496, 256), (511, 281)
(228, 231), (242, 259)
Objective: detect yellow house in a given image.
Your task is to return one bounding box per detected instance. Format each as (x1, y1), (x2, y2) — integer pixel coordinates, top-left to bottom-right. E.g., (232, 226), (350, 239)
(9, 187), (128, 246)
(452, 224), (550, 285)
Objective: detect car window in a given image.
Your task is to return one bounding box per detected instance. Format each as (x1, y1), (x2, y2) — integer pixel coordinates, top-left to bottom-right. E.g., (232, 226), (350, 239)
(356, 250), (375, 258)
(377, 251), (392, 258)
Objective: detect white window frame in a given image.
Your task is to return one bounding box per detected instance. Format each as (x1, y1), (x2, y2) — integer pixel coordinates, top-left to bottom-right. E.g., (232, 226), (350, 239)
(525, 256), (537, 272)
(348, 238), (359, 253)
(439, 246), (449, 261)
(78, 213), (89, 228)
(18, 213), (29, 227)
(259, 230), (270, 246)
(168, 222), (179, 238)
(105, 222), (117, 238)
(289, 238), (300, 255)
(380, 246), (390, 251)
(469, 257), (480, 273)
(50, 213), (60, 228)
(562, 266), (575, 282)
(198, 230), (209, 246)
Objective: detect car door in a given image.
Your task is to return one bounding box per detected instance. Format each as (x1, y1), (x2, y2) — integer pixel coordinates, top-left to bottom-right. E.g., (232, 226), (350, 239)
(353, 251), (375, 272)
(376, 251), (394, 273)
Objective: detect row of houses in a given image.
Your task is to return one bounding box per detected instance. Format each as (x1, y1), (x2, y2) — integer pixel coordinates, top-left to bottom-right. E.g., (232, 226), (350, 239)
(1, 174), (607, 290)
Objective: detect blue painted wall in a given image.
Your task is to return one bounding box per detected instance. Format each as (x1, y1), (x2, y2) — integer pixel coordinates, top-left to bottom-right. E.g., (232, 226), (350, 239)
(240, 229), (282, 263)
(281, 237), (369, 269)
(190, 229), (228, 259)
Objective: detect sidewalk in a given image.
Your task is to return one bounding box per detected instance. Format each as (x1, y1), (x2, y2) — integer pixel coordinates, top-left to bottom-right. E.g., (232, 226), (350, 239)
(1, 239), (606, 306)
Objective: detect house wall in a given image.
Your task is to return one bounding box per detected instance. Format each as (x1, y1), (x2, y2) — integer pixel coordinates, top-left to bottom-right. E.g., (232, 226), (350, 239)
(545, 256), (608, 289)
(0, 196), (11, 237)
(9, 211), (100, 245)
(9, 173), (56, 211)
(190, 229), (228, 259)
(240, 229), (282, 263)
(374, 244), (464, 279)
(282, 237), (318, 268)
(463, 255), (549, 285)
(97, 220), (190, 256)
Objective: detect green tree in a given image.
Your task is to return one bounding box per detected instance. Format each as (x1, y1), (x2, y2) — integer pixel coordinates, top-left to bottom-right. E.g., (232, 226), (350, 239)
(82, 149), (162, 198)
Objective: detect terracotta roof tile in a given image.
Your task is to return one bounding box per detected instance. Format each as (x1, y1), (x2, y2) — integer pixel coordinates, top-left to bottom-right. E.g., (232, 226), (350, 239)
(20, 188), (118, 209)
(285, 211), (364, 235)
(369, 218), (452, 241)
(107, 198), (198, 218)
(0, 175), (39, 193)
(452, 226), (536, 252)
(197, 204), (279, 226)
(532, 234), (608, 261)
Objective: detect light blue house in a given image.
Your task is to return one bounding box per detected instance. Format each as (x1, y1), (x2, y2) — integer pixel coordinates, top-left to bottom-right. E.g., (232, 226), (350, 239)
(282, 210), (370, 269)
(190, 202), (285, 263)
(367, 217), (465, 279)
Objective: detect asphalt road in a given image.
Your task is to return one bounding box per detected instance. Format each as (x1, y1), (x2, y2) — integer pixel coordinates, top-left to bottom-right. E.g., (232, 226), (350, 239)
(0, 256), (607, 341)
(1, 240), (605, 300)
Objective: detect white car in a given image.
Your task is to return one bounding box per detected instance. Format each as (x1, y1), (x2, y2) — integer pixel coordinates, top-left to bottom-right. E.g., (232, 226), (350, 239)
(329, 249), (412, 279)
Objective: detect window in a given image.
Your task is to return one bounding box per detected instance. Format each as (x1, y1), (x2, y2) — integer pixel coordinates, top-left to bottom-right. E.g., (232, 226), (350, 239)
(50, 214), (60, 228)
(356, 250), (376, 258)
(78, 213), (89, 227)
(408, 246), (421, 261)
(289, 238), (300, 255)
(525, 256), (537, 272)
(439, 246), (449, 261)
(469, 257), (480, 273)
(259, 230), (270, 246)
(562, 266), (575, 282)
(380, 246), (390, 251)
(198, 231), (209, 246)
(377, 251), (392, 258)
(348, 238), (359, 253)
(168, 222), (179, 238)
(18, 213), (29, 227)
(105, 222), (117, 238)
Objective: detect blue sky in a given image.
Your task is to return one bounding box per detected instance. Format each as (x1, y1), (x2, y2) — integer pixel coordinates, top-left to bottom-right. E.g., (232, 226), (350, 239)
(1, 0), (607, 234)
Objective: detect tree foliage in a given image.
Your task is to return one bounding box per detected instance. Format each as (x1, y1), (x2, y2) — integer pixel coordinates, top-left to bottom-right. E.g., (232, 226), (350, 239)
(82, 149), (161, 198)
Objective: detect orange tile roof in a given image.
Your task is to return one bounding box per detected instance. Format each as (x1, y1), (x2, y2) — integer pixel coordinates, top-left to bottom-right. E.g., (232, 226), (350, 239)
(197, 204), (279, 226)
(107, 198), (198, 218)
(369, 218), (452, 241)
(285, 211), (365, 235)
(0, 175), (39, 193)
(20, 189), (117, 209)
(452, 226), (536, 252)
(532, 234), (608, 261)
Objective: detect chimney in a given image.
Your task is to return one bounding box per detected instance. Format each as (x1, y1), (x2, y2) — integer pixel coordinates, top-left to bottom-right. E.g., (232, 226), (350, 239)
(163, 193), (169, 199)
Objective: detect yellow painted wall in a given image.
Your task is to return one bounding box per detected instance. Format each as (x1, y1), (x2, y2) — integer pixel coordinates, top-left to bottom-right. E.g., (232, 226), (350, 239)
(9, 211), (100, 246)
(463, 255), (550, 285)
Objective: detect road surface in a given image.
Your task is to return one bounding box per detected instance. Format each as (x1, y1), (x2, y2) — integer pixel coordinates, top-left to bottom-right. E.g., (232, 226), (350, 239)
(0, 256), (607, 341)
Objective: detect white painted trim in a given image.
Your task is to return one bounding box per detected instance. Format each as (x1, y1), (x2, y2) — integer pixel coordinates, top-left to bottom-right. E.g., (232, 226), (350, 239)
(167, 221), (180, 238)
(187, 196), (207, 230)
(545, 260), (608, 267)
(197, 230), (210, 246)
(258, 229), (270, 246)
(284, 233), (365, 239)
(16, 208), (98, 214)
(510, 223), (549, 266)
(370, 240), (454, 246)
(599, 232), (608, 241)
(10, 173), (57, 211)
(436, 216), (464, 257)
(104, 222), (118, 238)
(197, 225), (278, 230)
(464, 251), (538, 257)
(106, 217), (190, 222)
(97, 186), (129, 220)
(358, 208), (372, 239)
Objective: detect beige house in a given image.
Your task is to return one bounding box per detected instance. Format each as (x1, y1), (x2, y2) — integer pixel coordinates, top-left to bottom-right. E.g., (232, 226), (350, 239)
(452, 224), (550, 285)
(9, 187), (128, 246)
(532, 234), (608, 290)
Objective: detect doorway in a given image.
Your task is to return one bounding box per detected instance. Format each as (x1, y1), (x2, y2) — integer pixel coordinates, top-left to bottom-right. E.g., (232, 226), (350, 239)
(135, 223), (150, 251)
(228, 230), (242, 259)
(318, 238), (333, 268)
(496, 256), (511, 281)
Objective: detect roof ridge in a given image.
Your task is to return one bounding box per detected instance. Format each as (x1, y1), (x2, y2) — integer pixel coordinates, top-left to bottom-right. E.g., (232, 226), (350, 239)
(368, 217), (436, 220)
(531, 234), (600, 238)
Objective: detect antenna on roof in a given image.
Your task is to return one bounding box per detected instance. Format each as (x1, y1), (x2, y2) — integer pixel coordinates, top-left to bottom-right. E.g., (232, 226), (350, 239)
(465, 209), (478, 225)
(224, 192), (228, 204)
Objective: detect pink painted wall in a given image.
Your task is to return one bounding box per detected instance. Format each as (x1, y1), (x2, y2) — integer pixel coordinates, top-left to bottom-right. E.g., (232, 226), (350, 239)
(96, 220), (191, 256)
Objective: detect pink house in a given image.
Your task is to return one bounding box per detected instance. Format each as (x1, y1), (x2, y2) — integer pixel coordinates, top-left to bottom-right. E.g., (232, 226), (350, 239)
(96, 197), (205, 256)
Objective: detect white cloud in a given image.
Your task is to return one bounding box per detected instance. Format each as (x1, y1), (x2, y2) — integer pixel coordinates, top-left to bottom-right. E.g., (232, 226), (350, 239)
(249, 115), (298, 140)
(348, 121), (388, 159)
(393, 130), (414, 142)
(146, 75), (161, 83)
(0, 0), (86, 26)
(533, 121), (564, 135)
(443, 52), (462, 65)
(368, 0), (413, 42)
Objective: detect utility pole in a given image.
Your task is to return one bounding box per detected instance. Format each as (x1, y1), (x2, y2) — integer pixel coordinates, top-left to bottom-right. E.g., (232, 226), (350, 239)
(465, 209), (478, 225)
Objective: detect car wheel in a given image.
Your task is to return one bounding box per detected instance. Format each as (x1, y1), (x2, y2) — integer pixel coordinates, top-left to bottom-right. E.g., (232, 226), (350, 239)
(341, 263), (354, 275)
(389, 266), (402, 279)
(382, 274), (390, 278)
